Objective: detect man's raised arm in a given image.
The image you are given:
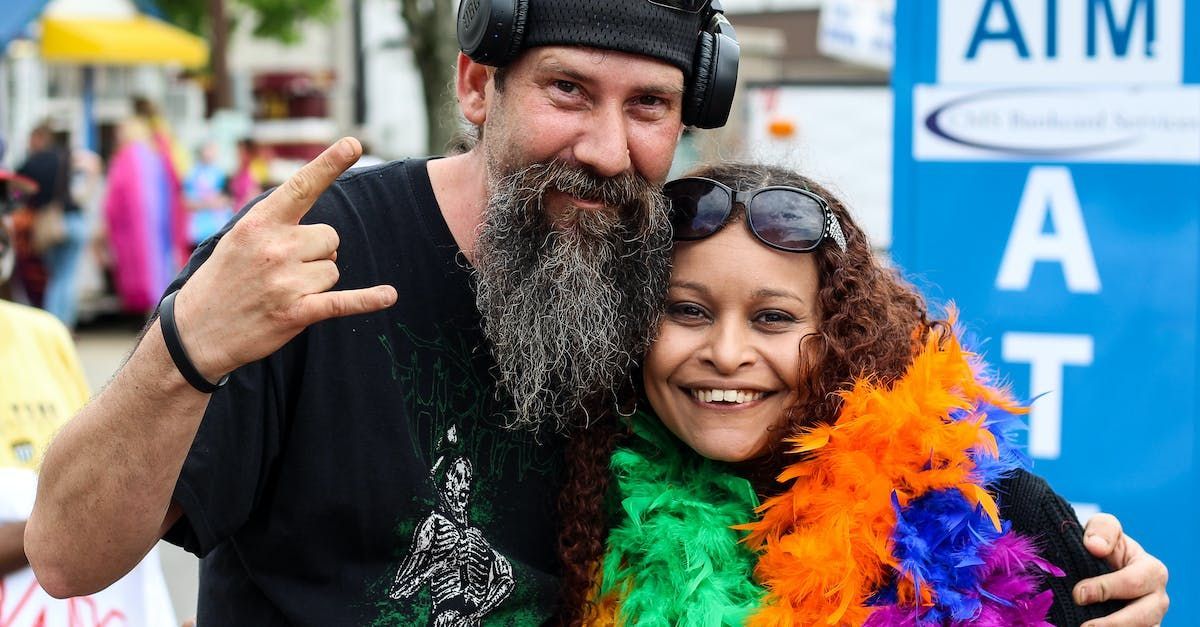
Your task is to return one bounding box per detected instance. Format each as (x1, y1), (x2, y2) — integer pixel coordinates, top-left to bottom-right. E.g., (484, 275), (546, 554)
(24, 138), (396, 597)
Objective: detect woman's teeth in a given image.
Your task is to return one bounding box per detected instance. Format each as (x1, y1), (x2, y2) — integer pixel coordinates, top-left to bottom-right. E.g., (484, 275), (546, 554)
(689, 389), (765, 404)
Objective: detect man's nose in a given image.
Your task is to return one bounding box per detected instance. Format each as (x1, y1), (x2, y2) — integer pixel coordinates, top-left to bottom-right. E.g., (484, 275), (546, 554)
(571, 104), (633, 179)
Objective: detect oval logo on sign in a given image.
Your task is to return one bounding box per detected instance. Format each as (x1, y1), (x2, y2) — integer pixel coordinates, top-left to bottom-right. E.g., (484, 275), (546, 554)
(924, 88), (1138, 157)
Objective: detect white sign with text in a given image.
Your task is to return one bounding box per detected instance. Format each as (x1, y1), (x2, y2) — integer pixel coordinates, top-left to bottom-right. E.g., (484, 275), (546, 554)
(938, 0), (1184, 84)
(913, 84), (1200, 163)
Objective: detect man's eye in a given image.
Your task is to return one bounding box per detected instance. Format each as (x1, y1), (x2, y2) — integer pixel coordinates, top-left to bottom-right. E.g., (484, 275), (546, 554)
(636, 95), (666, 108)
(554, 80), (579, 95)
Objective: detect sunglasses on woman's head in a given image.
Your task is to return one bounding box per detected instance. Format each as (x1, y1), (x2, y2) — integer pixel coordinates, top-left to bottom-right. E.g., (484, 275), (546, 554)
(663, 177), (848, 253)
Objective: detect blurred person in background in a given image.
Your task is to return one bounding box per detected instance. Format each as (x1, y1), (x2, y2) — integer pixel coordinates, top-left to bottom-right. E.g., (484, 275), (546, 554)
(0, 147), (38, 304)
(182, 142), (233, 255)
(69, 148), (111, 320)
(0, 211), (177, 625)
(5, 135), (48, 306)
(228, 137), (264, 210)
(16, 123), (87, 331)
(103, 117), (178, 315)
(133, 96), (190, 268)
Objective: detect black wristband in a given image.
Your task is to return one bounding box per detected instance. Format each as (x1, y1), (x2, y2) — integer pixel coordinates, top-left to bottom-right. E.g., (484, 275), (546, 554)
(159, 290), (229, 394)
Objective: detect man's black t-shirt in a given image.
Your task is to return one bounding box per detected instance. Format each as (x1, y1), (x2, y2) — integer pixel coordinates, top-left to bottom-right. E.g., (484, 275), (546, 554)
(163, 159), (566, 626)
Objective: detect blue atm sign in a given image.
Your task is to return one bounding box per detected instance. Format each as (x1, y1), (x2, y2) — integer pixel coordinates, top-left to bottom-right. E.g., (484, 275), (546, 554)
(893, 0), (1198, 621)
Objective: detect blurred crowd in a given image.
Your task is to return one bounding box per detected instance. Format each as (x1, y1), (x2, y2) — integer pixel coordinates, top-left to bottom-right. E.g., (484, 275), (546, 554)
(1, 97), (268, 331)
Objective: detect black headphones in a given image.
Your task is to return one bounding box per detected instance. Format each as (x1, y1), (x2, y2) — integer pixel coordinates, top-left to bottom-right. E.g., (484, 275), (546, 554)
(457, 0), (740, 129)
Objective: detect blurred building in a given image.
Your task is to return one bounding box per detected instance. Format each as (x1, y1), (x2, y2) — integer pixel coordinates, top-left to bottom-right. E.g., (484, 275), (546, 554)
(197, 0), (423, 181)
(0, 0), (208, 165)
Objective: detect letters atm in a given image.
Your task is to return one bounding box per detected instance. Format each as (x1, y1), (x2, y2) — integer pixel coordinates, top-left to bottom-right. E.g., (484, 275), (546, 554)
(891, 0), (1199, 618)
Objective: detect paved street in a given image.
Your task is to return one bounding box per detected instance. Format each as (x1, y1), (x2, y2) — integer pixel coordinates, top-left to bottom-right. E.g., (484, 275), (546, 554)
(75, 324), (199, 623)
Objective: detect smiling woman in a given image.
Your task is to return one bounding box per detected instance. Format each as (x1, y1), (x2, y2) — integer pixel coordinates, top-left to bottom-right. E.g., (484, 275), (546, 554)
(645, 164), (915, 470)
(643, 228), (819, 462)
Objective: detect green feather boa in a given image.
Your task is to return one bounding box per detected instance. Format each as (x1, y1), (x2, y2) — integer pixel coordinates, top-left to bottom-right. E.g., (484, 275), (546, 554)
(598, 411), (764, 625)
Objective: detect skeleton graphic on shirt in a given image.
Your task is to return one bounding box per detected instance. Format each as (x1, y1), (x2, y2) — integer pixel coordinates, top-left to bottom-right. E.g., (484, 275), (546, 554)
(389, 428), (514, 626)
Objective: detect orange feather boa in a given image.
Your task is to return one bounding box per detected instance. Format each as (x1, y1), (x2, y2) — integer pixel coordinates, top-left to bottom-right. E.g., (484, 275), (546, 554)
(739, 324), (1026, 625)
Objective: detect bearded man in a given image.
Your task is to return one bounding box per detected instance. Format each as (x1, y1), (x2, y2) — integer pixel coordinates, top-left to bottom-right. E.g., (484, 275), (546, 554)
(25, 1), (1169, 625)
(25, 2), (707, 622)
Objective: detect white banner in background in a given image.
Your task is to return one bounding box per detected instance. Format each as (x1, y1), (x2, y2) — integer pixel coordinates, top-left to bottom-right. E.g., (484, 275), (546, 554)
(818, 0), (896, 69)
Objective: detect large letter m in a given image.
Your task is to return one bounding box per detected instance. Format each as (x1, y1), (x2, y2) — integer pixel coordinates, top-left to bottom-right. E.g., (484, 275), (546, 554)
(1088, 0), (1156, 58)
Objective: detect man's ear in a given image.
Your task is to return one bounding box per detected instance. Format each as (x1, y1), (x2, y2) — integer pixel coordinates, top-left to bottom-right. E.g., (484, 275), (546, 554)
(456, 52), (492, 127)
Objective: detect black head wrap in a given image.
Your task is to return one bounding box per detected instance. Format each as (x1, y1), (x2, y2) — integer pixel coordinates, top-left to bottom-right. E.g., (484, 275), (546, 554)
(520, 1), (706, 78)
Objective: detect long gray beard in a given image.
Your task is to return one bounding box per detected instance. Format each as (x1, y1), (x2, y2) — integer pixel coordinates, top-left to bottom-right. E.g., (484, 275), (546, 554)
(473, 161), (672, 433)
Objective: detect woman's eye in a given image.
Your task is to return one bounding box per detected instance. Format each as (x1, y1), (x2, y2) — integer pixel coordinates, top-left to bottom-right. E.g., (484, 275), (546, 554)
(666, 302), (708, 321)
(755, 310), (797, 326)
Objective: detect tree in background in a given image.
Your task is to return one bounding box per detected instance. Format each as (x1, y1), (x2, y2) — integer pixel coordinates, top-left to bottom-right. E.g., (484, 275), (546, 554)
(398, 0), (460, 155)
(157, 0), (337, 110)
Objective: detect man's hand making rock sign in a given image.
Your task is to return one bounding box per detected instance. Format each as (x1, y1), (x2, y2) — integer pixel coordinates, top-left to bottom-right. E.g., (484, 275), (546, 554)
(175, 137), (397, 383)
(24, 138), (396, 598)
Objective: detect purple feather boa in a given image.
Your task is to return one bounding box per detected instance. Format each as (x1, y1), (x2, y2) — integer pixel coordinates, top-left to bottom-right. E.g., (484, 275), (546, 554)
(864, 532), (1064, 626)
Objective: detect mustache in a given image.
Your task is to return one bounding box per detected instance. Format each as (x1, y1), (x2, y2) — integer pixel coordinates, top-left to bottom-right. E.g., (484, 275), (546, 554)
(495, 160), (664, 237)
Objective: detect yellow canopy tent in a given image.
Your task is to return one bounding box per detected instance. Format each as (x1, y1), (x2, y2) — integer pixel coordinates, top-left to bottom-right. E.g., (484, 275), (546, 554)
(40, 13), (208, 68)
